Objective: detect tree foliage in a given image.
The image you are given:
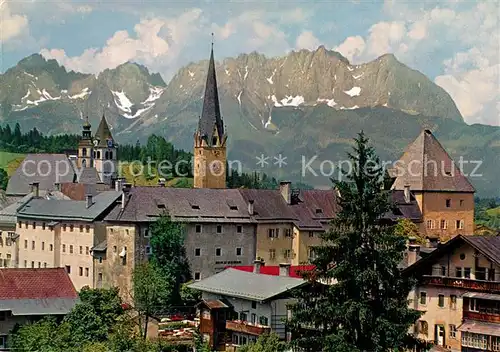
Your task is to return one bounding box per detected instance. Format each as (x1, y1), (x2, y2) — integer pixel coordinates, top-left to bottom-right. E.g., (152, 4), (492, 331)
(0, 168), (8, 190)
(394, 218), (425, 244)
(238, 333), (288, 352)
(288, 131), (422, 352)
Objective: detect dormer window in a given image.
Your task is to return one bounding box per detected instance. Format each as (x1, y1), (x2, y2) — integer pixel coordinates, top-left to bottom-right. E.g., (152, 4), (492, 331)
(190, 202), (200, 210)
(315, 208), (323, 214)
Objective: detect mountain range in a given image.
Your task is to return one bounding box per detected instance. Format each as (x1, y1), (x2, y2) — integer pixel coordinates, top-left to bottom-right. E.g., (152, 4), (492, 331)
(0, 47), (499, 197)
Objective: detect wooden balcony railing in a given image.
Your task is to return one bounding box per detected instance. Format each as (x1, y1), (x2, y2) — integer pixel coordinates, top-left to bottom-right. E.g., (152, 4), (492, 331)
(422, 276), (500, 293)
(463, 310), (500, 324)
(225, 320), (271, 336)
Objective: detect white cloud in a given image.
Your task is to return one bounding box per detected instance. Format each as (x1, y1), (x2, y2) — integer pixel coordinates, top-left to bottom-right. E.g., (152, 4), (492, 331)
(0, 1), (28, 42)
(365, 21), (406, 57)
(41, 9), (203, 75)
(334, 36), (366, 63)
(295, 31), (321, 51)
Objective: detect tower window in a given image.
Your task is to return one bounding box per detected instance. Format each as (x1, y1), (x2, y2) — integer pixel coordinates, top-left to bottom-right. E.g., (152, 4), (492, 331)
(82, 148), (87, 157)
(105, 151), (109, 160)
(96, 151), (101, 159)
(212, 137), (217, 145)
(109, 151), (113, 159)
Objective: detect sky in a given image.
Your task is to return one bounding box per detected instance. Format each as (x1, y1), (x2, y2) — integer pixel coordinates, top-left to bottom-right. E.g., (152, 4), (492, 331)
(0, 0), (499, 126)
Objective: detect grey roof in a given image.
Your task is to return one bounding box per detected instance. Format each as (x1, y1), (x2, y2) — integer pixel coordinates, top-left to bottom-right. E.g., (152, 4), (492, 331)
(188, 268), (306, 302)
(0, 298), (79, 316)
(106, 187), (252, 223)
(17, 191), (121, 222)
(391, 129), (475, 193)
(198, 47), (224, 145)
(91, 240), (107, 252)
(77, 167), (102, 184)
(0, 191), (17, 211)
(6, 154), (76, 196)
(0, 191), (69, 226)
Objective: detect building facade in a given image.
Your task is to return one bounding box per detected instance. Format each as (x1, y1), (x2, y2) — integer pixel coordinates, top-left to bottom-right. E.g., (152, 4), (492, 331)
(404, 235), (500, 351)
(390, 129), (475, 241)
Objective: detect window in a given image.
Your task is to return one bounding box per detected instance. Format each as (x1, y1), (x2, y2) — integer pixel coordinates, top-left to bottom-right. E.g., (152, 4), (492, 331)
(31, 261), (34, 268)
(240, 312), (247, 322)
(85, 246), (89, 255)
(62, 244), (66, 253)
(25, 222), (28, 229)
(456, 220), (464, 229)
(65, 265), (71, 274)
(237, 225), (242, 233)
(216, 225), (222, 233)
(50, 244), (53, 251)
(464, 267), (471, 278)
(445, 199), (451, 208)
(476, 267), (487, 280)
(24, 260), (27, 267)
(438, 294), (445, 308)
(85, 225), (90, 233)
(251, 302), (257, 309)
(98, 273), (103, 282)
(419, 292), (427, 305)
(440, 219), (447, 229)
(308, 247), (317, 261)
(32, 222), (35, 229)
(462, 332), (487, 349)
(0, 335), (6, 349)
(146, 246), (152, 255)
(417, 320), (428, 336)
(283, 249), (291, 259)
(215, 248), (221, 256)
(70, 225), (74, 232)
(80, 225), (83, 232)
(144, 228), (150, 238)
(268, 229), (277, 238)
(194, 272), (201, 280)
(236, 247), (242, 256)
(0, 312), (6, 321)
(269, 249), (276, 260)
(42, 242), (45, 251)
(309, 231), (314, 238)
(63, 224), (67, 231)
(195, 248), (201, 256)
(259, 316), (269, 326)
(113, 246), (117, 253)
(460, 199), (464, 207)
(251, 313), (257, 324)
(24, 240), (27, 249)
(31, 241), (35, 250)
(469, 298), (478, 312)
(79, 267), (83, 276)
(426, 220), (434, 229)
(195, 225), (202, 233)
(492, 336), (500, 351)
(284, 229), (292, 237)
(69, 245), (73, 254)
(449, 325), (457, 339)
(38, 262), (41, 268)
(79, 246), (83, 254)
(441, 265), (446, 276)
(99, 257), (103, 264)
(42, 222), (46, 230)
(450, 295), (457, 310)
(44, 262), (47, 268)
(455, 267), (462, 278)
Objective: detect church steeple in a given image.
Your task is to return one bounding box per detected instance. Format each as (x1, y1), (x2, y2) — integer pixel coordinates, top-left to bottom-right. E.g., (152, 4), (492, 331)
(193, 38), (227, 189)
(198, 37), (224, 147)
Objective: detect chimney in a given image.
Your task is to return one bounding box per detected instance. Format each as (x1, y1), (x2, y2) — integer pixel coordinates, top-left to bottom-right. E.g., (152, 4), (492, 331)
(115, 178), (124, 192)
(253, 258), (264, 274)
(54, 183), (61, 192)
(121, 183), (131, 210)
(280, 181), (291, 204)
(279, 263), (291, 277)
(407, 237), (420, 266)
(404, 185), (410, 203)
(30, 182), (40, 198)
(86, 194), (93, 208)
(248, 200), (254, 215)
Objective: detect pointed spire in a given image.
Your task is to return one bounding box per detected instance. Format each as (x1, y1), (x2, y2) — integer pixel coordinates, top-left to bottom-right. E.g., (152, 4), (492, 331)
(95, 113), (113, 147)
(198, 37), (224, 146)
(83, 115), (91, 128)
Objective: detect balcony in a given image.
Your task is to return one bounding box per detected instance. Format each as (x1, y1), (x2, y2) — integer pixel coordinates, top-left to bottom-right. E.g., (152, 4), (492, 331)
(225, 320), (271, 336)
(422, 276), (500, 293)
(463, 310), (500, 324)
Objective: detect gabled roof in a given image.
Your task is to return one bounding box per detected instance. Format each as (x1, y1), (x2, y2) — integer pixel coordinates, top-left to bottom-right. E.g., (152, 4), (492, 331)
(0, 268), (78, 316)
(17, 191), (121, 221)
(403, 235), (500, 274)
(197, 47), (224, 145)
(94, 114), (113, 147)
(77, 167), (102, 184)
(188, 268), (307, 302)
(6, 154), (76, 196)
(0, 268), (77, 299)
(391, 129), (475, 193)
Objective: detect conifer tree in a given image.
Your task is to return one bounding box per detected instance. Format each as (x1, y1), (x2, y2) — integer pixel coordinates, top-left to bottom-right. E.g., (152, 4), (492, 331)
(288, 132), (422, 352)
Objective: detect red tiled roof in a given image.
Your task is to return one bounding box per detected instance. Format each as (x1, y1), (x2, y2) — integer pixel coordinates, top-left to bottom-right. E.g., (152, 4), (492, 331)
(0, 268), (78, 299)
(227, 265), (315, 278)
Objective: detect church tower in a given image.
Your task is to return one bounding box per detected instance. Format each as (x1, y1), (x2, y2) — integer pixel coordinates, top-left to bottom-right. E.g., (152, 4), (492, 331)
(77, 116), (93, 169)
(93, 114), (118, 185)
(193, 42), (227, 189)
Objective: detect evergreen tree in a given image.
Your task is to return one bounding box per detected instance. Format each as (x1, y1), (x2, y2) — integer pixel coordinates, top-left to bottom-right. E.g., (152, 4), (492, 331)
(288, 132), (422, 352)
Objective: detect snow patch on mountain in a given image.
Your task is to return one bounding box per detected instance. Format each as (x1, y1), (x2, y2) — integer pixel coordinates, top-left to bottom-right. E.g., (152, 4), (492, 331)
(244, 65), (249, 80)
(188, 70), (195, 78)
(317, 98), (337, 107)
(344, 87), (361, 97)
(271, 95), (304, 107)
(69, 88), (91, 99)
(267, 69), (277, 84)
(111, 90), (134, 114)
(143, 86), (164, 104)
(237, 91), (242, 105)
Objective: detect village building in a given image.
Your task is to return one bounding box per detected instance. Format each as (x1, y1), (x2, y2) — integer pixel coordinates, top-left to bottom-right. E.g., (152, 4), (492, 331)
(0, 268), (79, 350)
(403, 234), (500, 351)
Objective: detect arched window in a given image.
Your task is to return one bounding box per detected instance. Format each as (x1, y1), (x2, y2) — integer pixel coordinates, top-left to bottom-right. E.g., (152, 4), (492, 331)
(82, 148), (87, 157)
(109, 151), (113, 160)
(105, 151), (109, 160)
(96, 151), (101, 159)
(212, 136), (217, 146)
(82, 159), (86, 168)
